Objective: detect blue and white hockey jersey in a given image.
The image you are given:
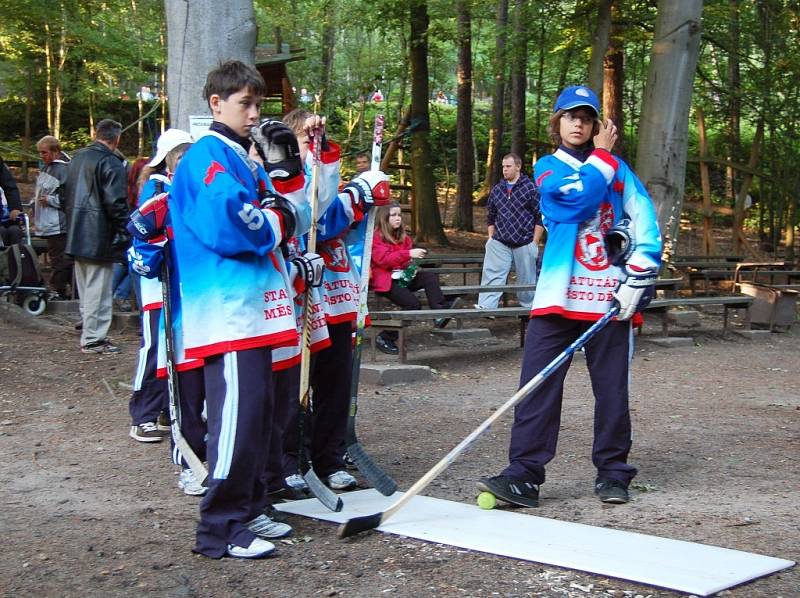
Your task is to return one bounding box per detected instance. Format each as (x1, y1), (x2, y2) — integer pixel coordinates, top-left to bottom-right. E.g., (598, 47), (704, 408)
(168, 131), (301, 359)
(532, 147), (661, 322)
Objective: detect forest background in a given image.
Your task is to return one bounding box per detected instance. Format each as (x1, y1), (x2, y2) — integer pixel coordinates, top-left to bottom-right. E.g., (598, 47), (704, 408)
(0, 0), (798, 260)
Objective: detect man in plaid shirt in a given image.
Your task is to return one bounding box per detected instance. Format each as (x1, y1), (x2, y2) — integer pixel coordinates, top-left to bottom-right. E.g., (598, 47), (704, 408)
(477, 153), (544, 309)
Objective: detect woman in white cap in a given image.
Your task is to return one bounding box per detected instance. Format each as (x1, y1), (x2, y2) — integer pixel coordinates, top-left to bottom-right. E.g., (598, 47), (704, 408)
(127, 129), (195, 448)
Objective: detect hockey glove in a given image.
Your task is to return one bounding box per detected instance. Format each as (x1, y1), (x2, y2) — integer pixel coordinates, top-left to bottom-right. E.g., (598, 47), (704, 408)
(260, 191), (297, 245)
(343, 170), (391, 214)
(291, 252), (325, 288)
(605, 218), (634, 267)
(251, 119), (303, 182)
(127, 241), (165, 279)
(613, 264), (657, 321)
(127, 193), (169, 241)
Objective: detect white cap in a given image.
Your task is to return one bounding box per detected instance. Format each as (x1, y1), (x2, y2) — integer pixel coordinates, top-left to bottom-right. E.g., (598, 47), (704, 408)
(147, 129), (194, 167)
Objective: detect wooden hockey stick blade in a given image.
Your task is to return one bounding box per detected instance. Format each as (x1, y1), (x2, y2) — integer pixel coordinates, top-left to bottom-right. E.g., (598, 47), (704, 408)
(338, 307), (620, 538)
(345, 441), (398, 496)
(174, 427), (208, 486)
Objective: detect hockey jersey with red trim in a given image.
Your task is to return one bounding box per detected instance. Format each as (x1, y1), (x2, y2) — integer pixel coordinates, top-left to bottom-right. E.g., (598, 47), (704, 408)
(531, 148), (662, 322)
(167, 131), (300, 359)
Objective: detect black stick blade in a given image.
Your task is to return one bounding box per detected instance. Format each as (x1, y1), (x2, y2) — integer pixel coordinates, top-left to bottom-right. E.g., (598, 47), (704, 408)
(338, 512), (383, 539)
(303, 468), (344, 512)
(347, 442), (398, 496)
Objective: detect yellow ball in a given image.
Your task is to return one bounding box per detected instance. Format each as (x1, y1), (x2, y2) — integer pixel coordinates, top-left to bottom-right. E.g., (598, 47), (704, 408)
(477, 491), (496, 510)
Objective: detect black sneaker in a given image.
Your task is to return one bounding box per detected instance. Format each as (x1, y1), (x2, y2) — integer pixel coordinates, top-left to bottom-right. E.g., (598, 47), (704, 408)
(375, 333), (399, 355)
(595, 478), (630, 504)
(434, 297), (463, 329)
(477, 475), (539, 508)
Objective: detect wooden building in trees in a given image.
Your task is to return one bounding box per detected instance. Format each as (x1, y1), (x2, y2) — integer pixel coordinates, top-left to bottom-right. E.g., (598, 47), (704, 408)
(254, 43), (305, 117)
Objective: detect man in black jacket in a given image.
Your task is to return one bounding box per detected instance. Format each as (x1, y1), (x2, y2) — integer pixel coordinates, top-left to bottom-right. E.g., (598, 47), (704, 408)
(65, 119), (130, 354)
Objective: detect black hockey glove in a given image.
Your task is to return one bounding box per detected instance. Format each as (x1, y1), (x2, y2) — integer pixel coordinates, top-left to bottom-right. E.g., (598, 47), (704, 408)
(251, 119), (303, 182)
(291, 251), (325, 288)
(343, 170), (391, 213)
(605, 218), (634, 267)
(260, 191), (297, 246)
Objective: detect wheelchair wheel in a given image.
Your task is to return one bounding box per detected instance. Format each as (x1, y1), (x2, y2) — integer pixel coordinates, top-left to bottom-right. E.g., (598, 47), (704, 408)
(22, 294), (47, 316)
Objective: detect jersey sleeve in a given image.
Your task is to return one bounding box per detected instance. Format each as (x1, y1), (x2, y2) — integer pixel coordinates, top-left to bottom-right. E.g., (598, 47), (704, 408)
(618, 161), (662, 272)
(534, 149), (618, 224)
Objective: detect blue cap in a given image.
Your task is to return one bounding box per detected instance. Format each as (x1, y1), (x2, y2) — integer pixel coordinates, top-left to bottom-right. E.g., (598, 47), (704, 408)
(554, 85), (600, 115)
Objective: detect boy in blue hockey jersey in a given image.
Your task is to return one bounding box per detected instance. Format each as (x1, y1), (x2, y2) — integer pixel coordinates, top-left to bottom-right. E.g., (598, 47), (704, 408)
(168, 61), (303, 559)
(479, 85), (662, 508)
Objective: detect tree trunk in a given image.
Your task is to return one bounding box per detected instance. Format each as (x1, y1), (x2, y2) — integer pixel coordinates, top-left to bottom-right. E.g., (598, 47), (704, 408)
(726, 0), (741, 204)
(733, 118), (764, 254)
(409, 0), (446, 244)
(695, 107), (715, 255)
(44, 22), (53, 134)
(602, 1), (624, 157)
(53, 3), (68, 140)
(588, 0), (612, 94)
(481, 0), (508, 201)
(635, 0), (703, 263)
(509, 0), (527, 164)
(165, 0), (257, 131)
(319, 2), (336, 112)
(454, 0), (474, 232)
(21, 71), (32, 183)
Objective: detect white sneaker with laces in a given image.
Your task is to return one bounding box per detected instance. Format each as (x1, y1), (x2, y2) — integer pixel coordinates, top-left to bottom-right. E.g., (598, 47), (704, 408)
(226, 537), (275, 559)
(246, 514), (292, 539)
(327, 470), (357, 490)
(285, 473), (309, 490)
(178, 468), (206, 496)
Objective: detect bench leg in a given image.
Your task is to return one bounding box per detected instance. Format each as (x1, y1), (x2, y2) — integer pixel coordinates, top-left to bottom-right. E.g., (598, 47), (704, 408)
(398, 327), (407, 364)
(661, 312), (669, 337)
(722, 306), (729, 337)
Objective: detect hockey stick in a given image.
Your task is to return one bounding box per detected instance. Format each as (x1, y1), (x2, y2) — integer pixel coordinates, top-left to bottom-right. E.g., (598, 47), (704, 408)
(338, 306), (621, 538)
(345, 114), (398, 496)
(297, 125), (344, 512)
(161, 244), (208, 486)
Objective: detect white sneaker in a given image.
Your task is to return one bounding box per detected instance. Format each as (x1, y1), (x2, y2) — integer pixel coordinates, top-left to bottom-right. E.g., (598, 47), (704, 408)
(246, 514), (292, 539)
(178, 469), (206, 496)
(327, 470), (357, 490)
(285, 474), (309, 490)
(226, 537), (275, 559)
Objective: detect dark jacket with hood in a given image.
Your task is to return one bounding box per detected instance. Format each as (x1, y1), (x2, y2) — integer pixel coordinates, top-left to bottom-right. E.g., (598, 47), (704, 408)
(64, 141), (130, 261)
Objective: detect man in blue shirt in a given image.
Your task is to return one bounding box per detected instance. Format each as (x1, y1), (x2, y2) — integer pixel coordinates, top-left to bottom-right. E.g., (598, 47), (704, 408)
(477, 153), (544, 310)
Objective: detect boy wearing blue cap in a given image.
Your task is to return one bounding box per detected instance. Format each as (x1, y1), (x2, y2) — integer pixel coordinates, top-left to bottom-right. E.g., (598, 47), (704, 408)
(478, 85), (662, 507)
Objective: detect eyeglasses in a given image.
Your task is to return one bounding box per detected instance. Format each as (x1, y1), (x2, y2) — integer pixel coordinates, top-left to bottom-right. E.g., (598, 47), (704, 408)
(561, 112), (596, 125)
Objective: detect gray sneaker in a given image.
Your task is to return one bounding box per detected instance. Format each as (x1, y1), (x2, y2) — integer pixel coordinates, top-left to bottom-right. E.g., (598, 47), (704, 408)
(246, 514), (292, 539)
(82, 339), (120, 354)
(178, 468), (206, 496)
(327, 470), (357, 490)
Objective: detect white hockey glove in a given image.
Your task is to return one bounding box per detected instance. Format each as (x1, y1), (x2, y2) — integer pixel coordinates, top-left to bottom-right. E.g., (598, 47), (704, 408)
(343, 170), (391, 211)
(291, 252), (324, 288)
(613, 264), (657, 321)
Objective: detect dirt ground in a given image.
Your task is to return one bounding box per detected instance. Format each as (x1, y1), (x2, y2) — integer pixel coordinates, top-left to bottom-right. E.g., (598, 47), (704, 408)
(1, 293), (797, 597)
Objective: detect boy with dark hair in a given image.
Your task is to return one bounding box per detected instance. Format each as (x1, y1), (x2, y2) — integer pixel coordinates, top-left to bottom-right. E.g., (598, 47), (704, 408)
(479, 85), (661, 508)
(167, 60), (303, 559)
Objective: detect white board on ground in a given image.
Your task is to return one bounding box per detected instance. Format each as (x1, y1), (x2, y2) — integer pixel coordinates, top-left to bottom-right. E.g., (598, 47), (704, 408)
(276, 489), (794, 596)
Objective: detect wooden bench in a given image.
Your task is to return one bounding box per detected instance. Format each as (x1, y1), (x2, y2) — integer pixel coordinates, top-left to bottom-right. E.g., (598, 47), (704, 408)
(370, 306), (531, 363)
(367, 280), (696, 363)
(642, 295), (754, 337)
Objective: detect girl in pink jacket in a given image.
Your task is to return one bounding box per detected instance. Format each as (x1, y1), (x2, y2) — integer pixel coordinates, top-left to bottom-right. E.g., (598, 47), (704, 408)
(371, 202), (459, 354)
